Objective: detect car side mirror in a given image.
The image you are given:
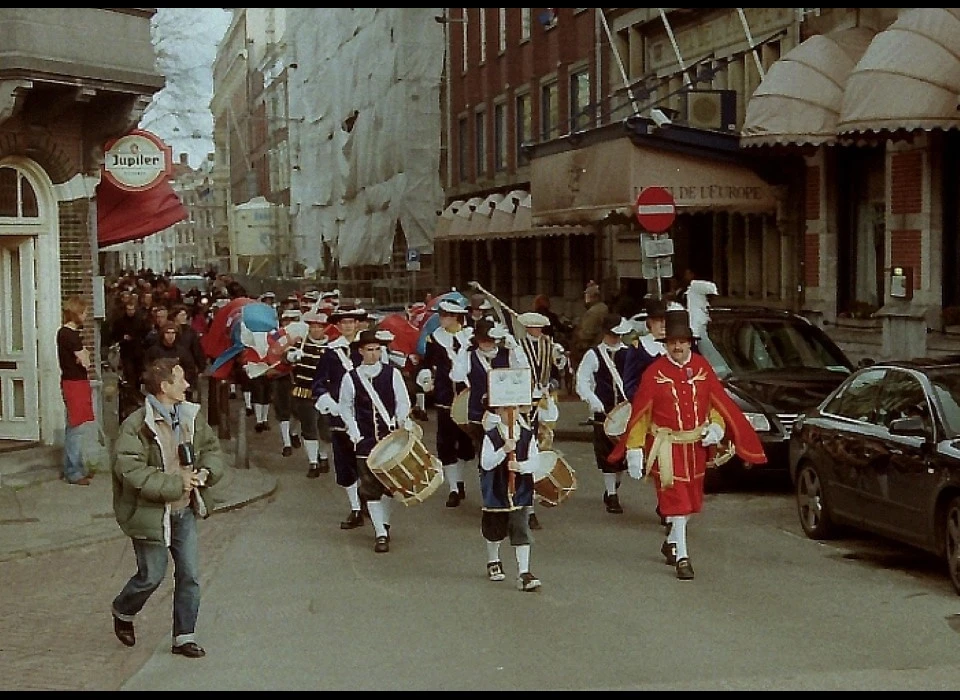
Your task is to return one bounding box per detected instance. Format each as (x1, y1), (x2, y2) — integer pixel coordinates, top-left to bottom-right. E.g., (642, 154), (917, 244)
(857, 357), (875, 369)
(889, 416), (927, 437)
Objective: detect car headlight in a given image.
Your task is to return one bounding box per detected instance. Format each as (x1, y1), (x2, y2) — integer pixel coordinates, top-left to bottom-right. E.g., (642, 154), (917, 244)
(743, 412), (771, 432)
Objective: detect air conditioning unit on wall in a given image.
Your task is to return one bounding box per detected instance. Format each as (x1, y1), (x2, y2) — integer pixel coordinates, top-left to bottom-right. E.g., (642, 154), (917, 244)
(683, 89), (737, 132)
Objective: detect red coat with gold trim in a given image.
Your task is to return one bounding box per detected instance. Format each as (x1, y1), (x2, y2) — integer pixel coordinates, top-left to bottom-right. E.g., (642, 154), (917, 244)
(608, 352), (766, 516)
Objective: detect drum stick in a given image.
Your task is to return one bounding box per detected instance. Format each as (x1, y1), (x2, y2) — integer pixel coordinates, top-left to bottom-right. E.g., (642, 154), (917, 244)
(507, 406), (516, 495)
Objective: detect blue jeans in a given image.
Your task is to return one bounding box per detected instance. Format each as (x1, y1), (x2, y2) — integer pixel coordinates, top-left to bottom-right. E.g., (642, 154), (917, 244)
(112, 508), (202, 646)
(62, 421), (86, 482)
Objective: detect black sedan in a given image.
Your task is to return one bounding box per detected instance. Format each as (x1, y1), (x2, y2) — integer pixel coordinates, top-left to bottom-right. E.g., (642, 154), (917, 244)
(789, 358), (960, 595)
(695, 306), (856, 490)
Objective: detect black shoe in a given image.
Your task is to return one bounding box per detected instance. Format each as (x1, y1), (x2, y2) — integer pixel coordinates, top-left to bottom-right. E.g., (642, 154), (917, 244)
(245, 407), (253, 416)
(360, 497), (370, 517)
(306, 463), (321, 478)
(291, 434), (302, 448)
(457, 482), (466, 500)
(605, 494), (623, 514)
(171, 641), (206, 658)
(254, 422), (265, 433)
(385, 524), (391, 542)
(603, 491), (610, 506)
(411, 407), (429, 422)
(661, 540), (678, 566)
(374, 535), (390, 553)
(340, 510), (364, 529)
(318, 457), (330, 473)
(445, 491), (461, 508)
(113, 616), (136, 647)
(262, 422), (271, 431)
(528, 512), (542, 530)
(676, 558), (695, 580)
(282, 446), (293, 457)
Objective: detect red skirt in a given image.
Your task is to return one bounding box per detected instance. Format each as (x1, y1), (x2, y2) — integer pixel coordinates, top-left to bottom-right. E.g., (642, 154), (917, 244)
(61, 379), (94, 427)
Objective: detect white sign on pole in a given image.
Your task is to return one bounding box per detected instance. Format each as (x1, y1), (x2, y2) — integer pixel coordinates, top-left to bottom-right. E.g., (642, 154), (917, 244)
(488, 367), (533, 407)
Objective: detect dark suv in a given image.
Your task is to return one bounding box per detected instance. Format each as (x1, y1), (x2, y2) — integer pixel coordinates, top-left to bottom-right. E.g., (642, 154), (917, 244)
(696, 306), (857, 490)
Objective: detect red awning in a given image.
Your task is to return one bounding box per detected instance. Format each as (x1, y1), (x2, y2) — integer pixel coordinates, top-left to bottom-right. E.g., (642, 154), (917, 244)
(96, 178), (188, 248)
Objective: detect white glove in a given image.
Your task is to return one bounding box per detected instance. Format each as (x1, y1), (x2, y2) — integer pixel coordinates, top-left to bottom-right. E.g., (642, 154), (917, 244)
(285, 347), (304, 364)
(403, 417), (417, 432)
(626, 448), (645, 480)
(347, 427), (362, 445)
(416, 369), (434, 392)
(315, 394), (340, 416)
(503, 334), (518, 350)
(701, 422), (724, 447)
(552, 343), (567, 369)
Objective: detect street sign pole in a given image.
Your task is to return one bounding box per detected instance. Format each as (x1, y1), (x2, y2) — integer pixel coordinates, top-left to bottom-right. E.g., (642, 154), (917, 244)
(636, 187), (677, 299)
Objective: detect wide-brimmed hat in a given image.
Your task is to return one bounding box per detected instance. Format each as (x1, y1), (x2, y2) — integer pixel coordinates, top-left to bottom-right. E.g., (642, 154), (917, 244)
(302, 309), (328, 325)
(353, 329), (387, 348)
(644, 297), (668, 319)
(602, 313), (633, 336)
(329, 306), (367, 323)
(280, 309), (301, 321)
(474, 319), (508, 342)
(437, 299), (468, 315)
(659, 309), (696, 341)
(517, 311), (549, 328)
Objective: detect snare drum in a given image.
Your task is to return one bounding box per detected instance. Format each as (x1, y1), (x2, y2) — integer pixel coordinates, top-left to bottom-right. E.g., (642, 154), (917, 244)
(533, 450), (577, 508)
(603, 400), (632, 439)
(450, 388), (471, 426)
(367, 428), (444, 506)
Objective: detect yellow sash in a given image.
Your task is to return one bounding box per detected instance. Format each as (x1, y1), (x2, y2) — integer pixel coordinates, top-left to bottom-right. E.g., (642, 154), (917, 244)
(645, 423), (707, 488)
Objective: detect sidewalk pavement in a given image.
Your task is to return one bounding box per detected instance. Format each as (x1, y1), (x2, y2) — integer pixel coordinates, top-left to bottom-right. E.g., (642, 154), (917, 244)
(0, 396), (592, 563)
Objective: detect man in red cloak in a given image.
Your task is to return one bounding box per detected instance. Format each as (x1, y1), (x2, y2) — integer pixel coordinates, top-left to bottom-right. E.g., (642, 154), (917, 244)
(608, 309), (766, 580)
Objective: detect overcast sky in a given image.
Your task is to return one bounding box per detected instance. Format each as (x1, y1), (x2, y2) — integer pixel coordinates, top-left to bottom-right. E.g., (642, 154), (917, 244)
(139, 8), (232, 169)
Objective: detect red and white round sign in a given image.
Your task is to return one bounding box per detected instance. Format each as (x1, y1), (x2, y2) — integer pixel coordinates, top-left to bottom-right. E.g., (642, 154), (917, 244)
(102, 129), (172, 192)
(635, 186), (676, 233)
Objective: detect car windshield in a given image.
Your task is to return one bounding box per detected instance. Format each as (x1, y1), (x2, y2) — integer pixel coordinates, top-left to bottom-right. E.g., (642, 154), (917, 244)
(926, 367), (960, 438)
(698, 316), (852, 378)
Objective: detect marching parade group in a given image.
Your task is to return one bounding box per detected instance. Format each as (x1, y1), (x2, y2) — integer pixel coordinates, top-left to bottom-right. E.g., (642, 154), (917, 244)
(208, 280), (767, 591)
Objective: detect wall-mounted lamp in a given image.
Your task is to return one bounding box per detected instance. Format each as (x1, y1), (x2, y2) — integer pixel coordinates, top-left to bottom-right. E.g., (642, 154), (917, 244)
(650, 108), (672, 128)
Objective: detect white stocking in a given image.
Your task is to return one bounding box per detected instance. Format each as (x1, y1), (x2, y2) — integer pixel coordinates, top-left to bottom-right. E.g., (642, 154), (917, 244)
(515, 544), (531, 574)
(304, 439), (319, 463)
(280, 420), (291, 447)
(485, 539), (502, 563)
(669, 515), (690, 560)
(366, 499), (387, 537)
(443, 462), (461, 493)
(345, 481), (361, 511)
(603, 472), (618, 496)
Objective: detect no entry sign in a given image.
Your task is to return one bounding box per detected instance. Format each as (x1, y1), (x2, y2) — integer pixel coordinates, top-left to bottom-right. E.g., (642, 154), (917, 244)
(635, 186), (676, 233)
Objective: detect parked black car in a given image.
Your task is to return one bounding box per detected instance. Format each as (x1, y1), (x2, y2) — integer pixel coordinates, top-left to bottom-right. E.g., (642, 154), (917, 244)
(695, 306), (857, 491)
(789, 358), (960, 595)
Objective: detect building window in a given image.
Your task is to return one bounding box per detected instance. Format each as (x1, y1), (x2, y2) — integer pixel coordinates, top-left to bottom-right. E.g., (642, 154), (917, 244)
(516, 92), (532, 165)
(540, 80), (559, 141)
(475, 109), (487, 179)
(494, 102), (506, 172)
(498, 8), (506, 53)
(458, 116), (469, 181)
(570, 68), (591, 132)
(479, 8), (486, 64)
(520, 8), (531, 41)
(461, 8), (468, 72)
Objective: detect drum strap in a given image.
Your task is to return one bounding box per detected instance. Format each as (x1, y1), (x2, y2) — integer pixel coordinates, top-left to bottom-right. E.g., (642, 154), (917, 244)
(646, 423), (707, 489)
(354, 369), (397, 432)
(596, 346), (626, 404)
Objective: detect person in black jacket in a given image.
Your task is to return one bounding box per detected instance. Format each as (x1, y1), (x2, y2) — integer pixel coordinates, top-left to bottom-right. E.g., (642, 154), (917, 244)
(171, 304), (207, 403)
(145, 322), (198, 395)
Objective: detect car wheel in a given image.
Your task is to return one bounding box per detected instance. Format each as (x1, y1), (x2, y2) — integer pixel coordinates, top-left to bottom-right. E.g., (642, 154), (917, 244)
(944, 496), (960, 596)
(795, 461), (835, 539)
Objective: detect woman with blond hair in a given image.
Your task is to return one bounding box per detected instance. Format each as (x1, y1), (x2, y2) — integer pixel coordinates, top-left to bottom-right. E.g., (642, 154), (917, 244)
(57, 295), (95, 485)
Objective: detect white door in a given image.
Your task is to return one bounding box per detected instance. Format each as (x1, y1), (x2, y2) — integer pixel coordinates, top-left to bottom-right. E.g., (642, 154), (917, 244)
(0, 236), (39, 440)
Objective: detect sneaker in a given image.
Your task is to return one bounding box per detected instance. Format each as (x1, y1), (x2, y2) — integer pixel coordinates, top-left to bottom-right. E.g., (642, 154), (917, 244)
(306, 463), (321, 478)
(318, 457), (330, 473)
(605, 493), (623, 514)
(487, 561), (506, 582)
(68, 476), (93, 486)
(676, 558), (695, 580)
(282, 446), (293, 457)
(661, 540), (677, 566)
(113, 615), (136, 647)
(528, 512), (542, 530)
(291, 434), (302, 448)
(517, 571), (541, 592)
